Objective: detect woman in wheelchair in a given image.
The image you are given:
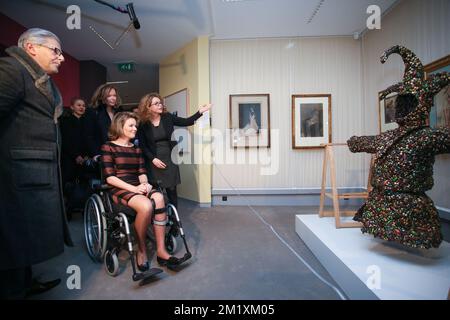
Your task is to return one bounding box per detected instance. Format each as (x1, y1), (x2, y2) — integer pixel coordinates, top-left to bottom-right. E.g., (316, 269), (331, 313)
(101, 112), (181, 270)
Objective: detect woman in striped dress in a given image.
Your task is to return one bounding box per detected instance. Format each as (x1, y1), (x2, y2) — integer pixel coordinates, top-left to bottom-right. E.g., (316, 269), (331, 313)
(101, 112), (180, 271)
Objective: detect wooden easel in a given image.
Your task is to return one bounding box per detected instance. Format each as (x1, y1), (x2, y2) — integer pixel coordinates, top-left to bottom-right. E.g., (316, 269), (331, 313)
(318, 143), (374, 228)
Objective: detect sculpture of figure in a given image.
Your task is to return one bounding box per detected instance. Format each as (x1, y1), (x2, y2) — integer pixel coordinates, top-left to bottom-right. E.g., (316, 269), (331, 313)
(347, 45), (450, 249)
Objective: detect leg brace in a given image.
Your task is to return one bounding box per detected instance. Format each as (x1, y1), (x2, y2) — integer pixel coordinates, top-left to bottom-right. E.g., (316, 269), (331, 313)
(149, 191), (167, 226)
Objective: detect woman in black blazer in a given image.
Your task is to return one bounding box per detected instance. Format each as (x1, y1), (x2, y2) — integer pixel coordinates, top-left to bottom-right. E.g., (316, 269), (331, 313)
(84, 84), (123, 159)
(137, 92), (211, 208)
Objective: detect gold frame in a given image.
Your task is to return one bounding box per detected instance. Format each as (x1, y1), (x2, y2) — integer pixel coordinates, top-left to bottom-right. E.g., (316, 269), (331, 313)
(424, 55), (450, 129)
(378, 91), (398, 133)
(424, 55), (450, 76)
(291, 94), (332, 149)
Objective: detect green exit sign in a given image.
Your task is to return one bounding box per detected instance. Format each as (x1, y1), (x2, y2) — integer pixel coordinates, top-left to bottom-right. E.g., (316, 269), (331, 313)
(117, 62), (135, 72)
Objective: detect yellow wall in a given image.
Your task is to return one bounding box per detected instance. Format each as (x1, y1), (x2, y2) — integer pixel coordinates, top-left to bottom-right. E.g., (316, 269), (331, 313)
(159, 36), (211, 205)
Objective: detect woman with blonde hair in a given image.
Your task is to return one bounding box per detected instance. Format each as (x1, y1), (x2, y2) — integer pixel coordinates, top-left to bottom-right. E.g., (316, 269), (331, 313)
(101, 112), (181, 270)
(137, 93), (211, 209)
(85, 84), (123, 159)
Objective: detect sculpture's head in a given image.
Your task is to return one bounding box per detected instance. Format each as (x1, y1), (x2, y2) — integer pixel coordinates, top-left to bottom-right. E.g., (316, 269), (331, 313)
(380, 45), (449, 127)
(395, 93), (419, 125)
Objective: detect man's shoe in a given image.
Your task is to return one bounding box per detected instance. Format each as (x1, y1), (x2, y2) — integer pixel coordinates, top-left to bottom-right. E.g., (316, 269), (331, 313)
(26, 278), (61, 297)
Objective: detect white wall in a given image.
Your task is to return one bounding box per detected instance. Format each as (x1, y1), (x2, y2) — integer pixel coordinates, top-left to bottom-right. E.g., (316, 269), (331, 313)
(361, 0), (450, 209)
(210, 0), (449, 209)
(159, 37), (211, 204)
(210, 37), (369, 191)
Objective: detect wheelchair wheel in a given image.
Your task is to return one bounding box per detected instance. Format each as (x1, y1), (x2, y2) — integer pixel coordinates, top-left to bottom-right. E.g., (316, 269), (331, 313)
(84, 194), (107, 262)
(165, 234), (178, 254)
(165, 204), (179, 253)
(104, 249), (120, 277)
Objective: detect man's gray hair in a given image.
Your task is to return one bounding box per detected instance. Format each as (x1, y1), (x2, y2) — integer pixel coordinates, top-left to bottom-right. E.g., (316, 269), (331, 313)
(18, 28), (61, 48)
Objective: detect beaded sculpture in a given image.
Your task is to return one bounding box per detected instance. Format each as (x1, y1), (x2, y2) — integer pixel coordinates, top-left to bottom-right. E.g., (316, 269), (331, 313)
(347, 45), (449, 249)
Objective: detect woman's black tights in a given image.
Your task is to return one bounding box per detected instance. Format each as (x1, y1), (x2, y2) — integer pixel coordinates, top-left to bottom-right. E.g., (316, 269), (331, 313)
(165, 186), (178, 209)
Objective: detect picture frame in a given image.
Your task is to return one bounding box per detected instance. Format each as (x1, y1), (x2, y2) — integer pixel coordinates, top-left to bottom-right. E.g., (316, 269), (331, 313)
(424, 54), (450, 129)
(378, 92), (398, 133)
(291, 94), (331, 149)
(229, 94), (270, 148)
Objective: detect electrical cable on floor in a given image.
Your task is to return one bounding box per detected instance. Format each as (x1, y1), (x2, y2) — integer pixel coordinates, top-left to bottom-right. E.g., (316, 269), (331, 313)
(213, 164), (347, 300)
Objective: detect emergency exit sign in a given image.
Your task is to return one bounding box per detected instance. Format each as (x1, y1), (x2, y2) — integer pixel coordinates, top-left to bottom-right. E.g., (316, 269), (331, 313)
(117, 62), (135, 72)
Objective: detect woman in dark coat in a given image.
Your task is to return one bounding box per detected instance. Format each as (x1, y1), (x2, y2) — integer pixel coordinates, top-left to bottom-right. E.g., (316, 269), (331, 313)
(84, 84), (123, 159)
(60, 97), (93, 215)
(60, 97), (88, 185)
(0, 29), (73, 298)
(137, 93), (211, 207)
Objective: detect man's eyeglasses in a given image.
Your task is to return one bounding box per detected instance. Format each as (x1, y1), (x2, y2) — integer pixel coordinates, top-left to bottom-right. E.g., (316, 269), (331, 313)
(151, 102), (163, 106)
(37, 44), (63, 57)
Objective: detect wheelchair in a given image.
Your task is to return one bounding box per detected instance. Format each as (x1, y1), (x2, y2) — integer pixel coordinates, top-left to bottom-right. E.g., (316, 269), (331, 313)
(83, 178), (192, 283)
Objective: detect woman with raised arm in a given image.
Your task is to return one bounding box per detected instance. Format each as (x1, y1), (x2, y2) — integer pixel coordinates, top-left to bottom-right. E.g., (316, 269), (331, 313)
(137, 93), (211, 208)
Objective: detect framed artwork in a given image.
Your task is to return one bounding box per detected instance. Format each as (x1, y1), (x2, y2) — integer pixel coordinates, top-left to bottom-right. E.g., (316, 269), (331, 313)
(164, 88), (190, 154)
(291, 94), (331, 149)
(229, 94), (270, 148)
(424, 55), (450, 129)
(378, 92), (398, 133)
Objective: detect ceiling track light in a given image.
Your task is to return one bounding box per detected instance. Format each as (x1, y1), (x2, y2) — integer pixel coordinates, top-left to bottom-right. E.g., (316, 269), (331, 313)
(306, 0), (325, 24)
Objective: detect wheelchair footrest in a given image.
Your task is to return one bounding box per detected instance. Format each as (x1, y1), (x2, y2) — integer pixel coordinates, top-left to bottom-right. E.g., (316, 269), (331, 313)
(166, 252), (192, 271)
(132, 268), (163, 282)
(180, 252), (192, 263)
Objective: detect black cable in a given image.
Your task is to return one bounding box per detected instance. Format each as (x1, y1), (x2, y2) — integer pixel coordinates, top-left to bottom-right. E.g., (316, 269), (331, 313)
(93, 0), (128, 14)
(93, 0), (140, 29)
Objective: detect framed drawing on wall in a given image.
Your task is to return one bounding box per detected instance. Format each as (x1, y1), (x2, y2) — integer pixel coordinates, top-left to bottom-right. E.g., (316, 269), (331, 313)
(291, 94), (331, 149)
(424, 54), (450, 129)
(229, 94), (270, 148)
(378, 92), (398, 133)
(164, 88), (190, 154)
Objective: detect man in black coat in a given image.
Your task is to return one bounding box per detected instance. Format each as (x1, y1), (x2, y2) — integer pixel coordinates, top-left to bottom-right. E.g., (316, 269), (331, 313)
(0, 28), (73, 299)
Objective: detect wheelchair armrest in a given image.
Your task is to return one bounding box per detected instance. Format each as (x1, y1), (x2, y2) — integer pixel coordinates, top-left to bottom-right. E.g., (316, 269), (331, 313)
(149, 180), (164, 192)
(91, 182), (113, 192)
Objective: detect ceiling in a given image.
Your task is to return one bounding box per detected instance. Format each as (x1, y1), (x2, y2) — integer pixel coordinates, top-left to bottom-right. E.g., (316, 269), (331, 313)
(0, 0), (399, 66)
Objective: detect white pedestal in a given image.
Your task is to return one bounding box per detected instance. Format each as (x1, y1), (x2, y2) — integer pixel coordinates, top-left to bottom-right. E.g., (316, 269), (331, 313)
(295, 214), (450, 300)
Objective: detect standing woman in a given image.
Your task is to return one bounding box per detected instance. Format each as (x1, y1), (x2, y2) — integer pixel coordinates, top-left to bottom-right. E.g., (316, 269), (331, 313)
(85, 84), (122, 160)
(60, 97), (88, 187)
(60, 97), (90, 217)
(137, 93), (211, 208)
